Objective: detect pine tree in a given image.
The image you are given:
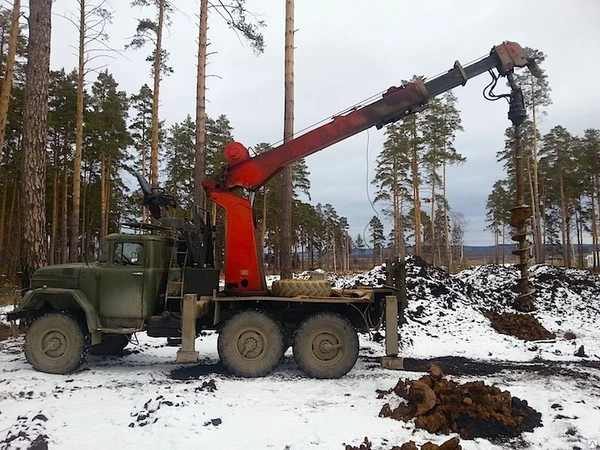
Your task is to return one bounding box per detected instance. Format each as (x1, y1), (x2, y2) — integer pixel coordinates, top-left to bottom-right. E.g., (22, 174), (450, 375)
(368, 215), (385, 266)
(165, 115), (195, 213)
(86, 70), (132, 246)
(540, 126), (576, 266)
(64, 0), (115, 262)
(577, 129), (600, 267)
(129, 84), (154, 181)
(422, 92), (464, 265)
(485, 180), (512, 264)
(20, 0), (52, 284)
(514, 48), (552, 263)
(372, 122), (412, 258)
(128, 0), (173, 186)
(47, 70), (78, 264)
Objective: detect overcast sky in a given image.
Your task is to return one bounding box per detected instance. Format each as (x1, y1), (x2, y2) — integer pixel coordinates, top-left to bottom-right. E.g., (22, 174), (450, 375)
(49, 0), (600, 246)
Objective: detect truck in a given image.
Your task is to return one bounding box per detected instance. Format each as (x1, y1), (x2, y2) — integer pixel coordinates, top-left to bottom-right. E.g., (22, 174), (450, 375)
(7, 41), (540, 378)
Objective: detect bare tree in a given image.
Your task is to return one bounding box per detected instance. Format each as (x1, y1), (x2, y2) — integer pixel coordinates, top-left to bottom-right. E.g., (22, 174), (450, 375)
(63, 0), (114, 261)
(194, 0), (208, 211)
(20, 0), (52, 284)
(280, 0), (294, 279)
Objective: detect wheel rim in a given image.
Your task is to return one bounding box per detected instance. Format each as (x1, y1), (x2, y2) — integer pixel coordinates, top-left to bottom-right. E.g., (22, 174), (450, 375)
(308, 329), (343, 366)
(40, 330), (68, 359)
(233, 327), (268, 363)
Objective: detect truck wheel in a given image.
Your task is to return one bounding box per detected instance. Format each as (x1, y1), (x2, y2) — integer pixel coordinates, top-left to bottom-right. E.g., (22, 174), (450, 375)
(217, 310), (285, 377)
(293, 312), (359, 379)
(25, 313), (90, 374)
(90, 334), (130, 356)
(271, 280), (331, 297)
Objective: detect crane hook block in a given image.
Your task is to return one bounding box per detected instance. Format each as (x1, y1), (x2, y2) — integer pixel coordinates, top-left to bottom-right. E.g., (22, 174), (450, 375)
(224, 142), (250, 165)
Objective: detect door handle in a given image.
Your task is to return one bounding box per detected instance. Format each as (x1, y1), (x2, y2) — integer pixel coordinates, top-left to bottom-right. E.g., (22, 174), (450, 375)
(132, 272), (144, 276)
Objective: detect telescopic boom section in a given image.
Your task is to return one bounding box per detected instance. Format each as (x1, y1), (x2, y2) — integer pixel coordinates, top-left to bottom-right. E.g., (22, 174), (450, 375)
(203, 41), (538, 293)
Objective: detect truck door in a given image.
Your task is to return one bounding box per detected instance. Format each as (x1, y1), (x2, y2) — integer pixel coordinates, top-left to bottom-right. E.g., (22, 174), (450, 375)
(99, 241), (146, 319)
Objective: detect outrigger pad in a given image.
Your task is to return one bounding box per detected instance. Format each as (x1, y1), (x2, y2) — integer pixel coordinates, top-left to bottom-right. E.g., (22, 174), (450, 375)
(134, 171), (177, 219)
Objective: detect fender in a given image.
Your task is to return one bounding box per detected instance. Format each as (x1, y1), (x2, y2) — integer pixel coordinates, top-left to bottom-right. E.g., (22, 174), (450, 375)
(7, 288), (102, 344)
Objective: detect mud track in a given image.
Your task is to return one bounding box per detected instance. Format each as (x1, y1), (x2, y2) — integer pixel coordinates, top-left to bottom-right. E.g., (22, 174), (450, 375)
(364, 355), (600, 379)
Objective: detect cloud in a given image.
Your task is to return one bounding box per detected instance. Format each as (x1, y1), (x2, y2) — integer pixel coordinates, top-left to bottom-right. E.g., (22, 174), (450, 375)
(49, 0), (600, 246)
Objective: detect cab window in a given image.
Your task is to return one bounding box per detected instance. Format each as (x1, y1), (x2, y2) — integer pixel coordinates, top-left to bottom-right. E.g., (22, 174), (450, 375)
(113, 242), (143, 266)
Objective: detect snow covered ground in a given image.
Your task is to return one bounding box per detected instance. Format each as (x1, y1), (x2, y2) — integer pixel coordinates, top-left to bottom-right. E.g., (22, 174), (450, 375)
(1, 262), (599, 450)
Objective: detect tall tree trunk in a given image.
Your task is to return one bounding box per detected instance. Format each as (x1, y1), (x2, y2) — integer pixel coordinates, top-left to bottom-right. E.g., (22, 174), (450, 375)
(331, 233), (336, 272)
(576, 207), (583, 267)
(502, 223), (506, 265)
(410, 118), (421, 256)
(559, 170), (570, 267)
(20, 0), (51, 285)
(0, 0), (20, 166)
(0, 168), (8, 260)
(565, 215), (572, 268)
(494, 225), (499, 264)
(7, 172), (18, 274)
(443, 160), (451, 268)
(530, 75), (544, 263)
(150, 0), (165, 186)
(260, 187), (267, 250)
(430, 162), (436, 265)
(100, 152), (107, 243)
(0, 21), (5, 73)
(104, 156), (110, 241)
(49, 139), (59, 265)
(59, 142), (69, 263)
(280, 0), (294, 279)
(194, 0), (208, 211)
(592, 181), (599, 268)
(392, 159), (400, 257)
(141, 118), (148, 222)
(526, 156), (541, 263)
(70, 0), (85, 262)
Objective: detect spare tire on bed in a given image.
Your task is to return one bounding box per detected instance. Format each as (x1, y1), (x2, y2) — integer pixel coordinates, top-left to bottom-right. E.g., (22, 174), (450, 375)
(271, 279), (331, 298)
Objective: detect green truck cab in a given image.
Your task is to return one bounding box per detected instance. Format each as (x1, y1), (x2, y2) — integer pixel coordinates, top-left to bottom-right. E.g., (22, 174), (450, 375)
(7, 231), (219, 374)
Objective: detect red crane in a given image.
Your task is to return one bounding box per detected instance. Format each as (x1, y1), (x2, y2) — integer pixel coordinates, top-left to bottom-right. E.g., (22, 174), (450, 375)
(203, 41), (540, 293)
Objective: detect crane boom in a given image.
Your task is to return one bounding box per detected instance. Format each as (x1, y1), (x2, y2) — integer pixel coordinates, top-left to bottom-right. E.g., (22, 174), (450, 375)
(203, 41), (539, 293)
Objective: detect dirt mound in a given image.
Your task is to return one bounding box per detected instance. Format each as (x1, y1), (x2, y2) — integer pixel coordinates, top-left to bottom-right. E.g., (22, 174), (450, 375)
(345, 436), (461, 450)
(484, 312), (555, 341)
(377, 364), (542, 440)
(457, 263), (600, 317)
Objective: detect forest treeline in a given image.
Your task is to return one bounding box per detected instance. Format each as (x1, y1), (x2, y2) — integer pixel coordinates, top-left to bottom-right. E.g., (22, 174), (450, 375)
(1, 2), (596, 283)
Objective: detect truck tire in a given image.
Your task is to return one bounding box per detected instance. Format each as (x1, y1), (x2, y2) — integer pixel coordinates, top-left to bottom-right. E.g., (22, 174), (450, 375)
(25, 313), (90, 374)
(271, 280), (331, 297)
(217, 310), (285, 377)
(293, 312), (359, 379)
(90, 334), (130, 356)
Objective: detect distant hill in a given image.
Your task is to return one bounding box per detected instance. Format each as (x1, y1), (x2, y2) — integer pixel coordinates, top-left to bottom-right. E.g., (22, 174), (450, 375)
(348, 244), (595, 260)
